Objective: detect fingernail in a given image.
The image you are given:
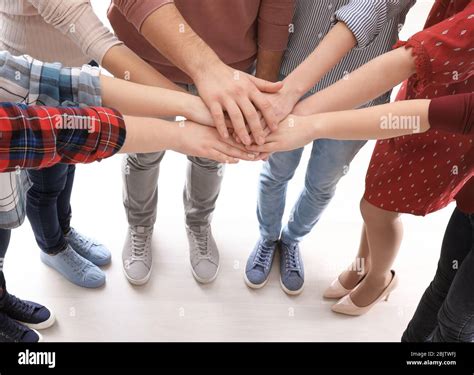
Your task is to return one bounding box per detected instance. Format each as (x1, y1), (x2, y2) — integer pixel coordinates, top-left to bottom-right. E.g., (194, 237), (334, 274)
(234, 158), (240, 163)
(247, 153), (256, 159)
(258, 137), (265, 145)
(224, 131), (229, 138)
(244, 136), (251, 145)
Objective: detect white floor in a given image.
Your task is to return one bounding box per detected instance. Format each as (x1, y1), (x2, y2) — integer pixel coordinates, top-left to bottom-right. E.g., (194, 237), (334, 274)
(4, 1), (447, 342)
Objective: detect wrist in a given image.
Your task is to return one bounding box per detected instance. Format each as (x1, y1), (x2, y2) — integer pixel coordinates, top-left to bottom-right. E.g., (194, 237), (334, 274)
(282, 76), (308, 102)
(190, 53), (223, 83)
(308, 114), (325, 140)
(165, 120), (183, 152)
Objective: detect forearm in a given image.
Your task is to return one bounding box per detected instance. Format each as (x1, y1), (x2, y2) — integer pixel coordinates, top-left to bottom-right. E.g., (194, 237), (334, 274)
(308, 99), (431, 140)
(120, 116), (179, 154)
(284, 22), (357, 99)
(256, 50), (285, 82)
(100, 75), (212, 125)
(102, 45), (184, 91)
(295, 47), (417, 116)
(141, 4), (222, 81)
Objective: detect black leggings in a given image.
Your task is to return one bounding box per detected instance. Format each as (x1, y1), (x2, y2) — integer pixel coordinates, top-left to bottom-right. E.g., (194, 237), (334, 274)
(402, 207), (474, 342)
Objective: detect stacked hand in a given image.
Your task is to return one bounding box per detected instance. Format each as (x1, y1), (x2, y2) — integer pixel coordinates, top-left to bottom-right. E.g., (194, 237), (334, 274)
(185, 65), (315, 163)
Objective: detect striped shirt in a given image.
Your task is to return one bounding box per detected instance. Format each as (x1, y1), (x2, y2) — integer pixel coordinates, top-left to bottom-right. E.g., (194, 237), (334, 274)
(0, 51), (104, 229)
(281, 0), (416, 106)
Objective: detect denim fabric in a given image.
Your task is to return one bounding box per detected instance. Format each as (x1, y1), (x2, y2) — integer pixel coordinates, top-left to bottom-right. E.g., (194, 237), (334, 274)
(402, 208), (474, 342)
(26, 164), (75, 255)
(258, 139), (366, 243)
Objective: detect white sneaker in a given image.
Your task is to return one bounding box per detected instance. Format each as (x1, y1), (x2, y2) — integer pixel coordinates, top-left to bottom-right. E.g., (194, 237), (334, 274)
(186, 226), (219, 284)
(122, 226), (153, 285)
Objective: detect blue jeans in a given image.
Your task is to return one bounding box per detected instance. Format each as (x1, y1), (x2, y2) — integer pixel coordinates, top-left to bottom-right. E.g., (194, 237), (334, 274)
(0, 229), (10, 271)
(402, 208), (474, 342)
(26, 164), (75, 255)
(257, 138), (366, 244)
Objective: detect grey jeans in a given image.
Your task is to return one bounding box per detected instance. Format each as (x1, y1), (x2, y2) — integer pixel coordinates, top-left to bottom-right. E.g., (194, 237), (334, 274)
(122, 84), (223, 229)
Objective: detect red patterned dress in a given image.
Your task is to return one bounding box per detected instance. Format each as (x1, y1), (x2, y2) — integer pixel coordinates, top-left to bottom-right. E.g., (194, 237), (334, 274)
(364, 0), (474, 216)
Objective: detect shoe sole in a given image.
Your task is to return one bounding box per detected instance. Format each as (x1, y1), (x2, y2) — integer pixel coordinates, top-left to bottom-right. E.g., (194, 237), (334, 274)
(191, 263), (220, 284)
(35, 329), (43, 343)
(40, 255), (105, 288)
(122, 266), (152, 286)
(19, 311), (56, 330)
(280, 277), (304, 296)
(243, 272), (269, 289)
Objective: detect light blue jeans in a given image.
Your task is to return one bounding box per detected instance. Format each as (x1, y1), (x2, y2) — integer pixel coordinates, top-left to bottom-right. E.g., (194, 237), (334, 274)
(257, 138), (366, 244)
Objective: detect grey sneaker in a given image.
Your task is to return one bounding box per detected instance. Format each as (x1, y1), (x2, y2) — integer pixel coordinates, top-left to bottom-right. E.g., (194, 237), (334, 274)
(122, 226), (153, 285)
(244, 238), (278, 289)
(279, 241), (304, 295)
(186, 226), (219, 284)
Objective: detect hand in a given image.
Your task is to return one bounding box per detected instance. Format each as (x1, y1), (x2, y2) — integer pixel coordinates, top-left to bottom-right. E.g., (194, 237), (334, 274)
(185, 96), (215, 127)
(193, 62), (283, 146)
(171, 121), (268, 164)
(260, 85), (302, 125)
(245, 115), (317, 154)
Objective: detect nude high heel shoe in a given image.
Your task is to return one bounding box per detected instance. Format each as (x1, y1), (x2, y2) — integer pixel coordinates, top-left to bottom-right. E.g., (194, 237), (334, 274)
(331, 271), (398, 316)
(323, 274), (366, 299)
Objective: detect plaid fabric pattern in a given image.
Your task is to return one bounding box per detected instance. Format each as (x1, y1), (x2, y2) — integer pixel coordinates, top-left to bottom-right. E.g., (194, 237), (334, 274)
(0, 51), (103, 229)
(0, 103), (125, 172)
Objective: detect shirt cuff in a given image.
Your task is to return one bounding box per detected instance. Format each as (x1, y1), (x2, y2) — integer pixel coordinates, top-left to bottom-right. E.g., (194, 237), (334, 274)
(114, 0), (174, 32)
(332, 0), (386, 49)
(258, 20), (292, 51)
(394, 39), (432, 94)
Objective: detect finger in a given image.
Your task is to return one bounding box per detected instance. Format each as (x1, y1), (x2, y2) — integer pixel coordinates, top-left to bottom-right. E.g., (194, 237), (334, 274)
(224, 99), (251, 145)
(256, 152), (271, 161)
(245, 142), (277, 153)
(214, 142), (258, 162)
(209, 102), (229, 139)
(220, 136), (261, 159)
(248, 76), (283, 93)
(262, 126), (272, 137)
(209, 149), (239, 164)
(250, 91), (279, 132)
(237, 97), (266, 145)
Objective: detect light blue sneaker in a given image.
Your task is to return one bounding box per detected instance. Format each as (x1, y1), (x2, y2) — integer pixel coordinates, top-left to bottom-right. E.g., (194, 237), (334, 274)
(244, 238), (278, 289)
(279, 241), (304, 295)
(40, 245), (106, 288)
(65, 228), (111, 267)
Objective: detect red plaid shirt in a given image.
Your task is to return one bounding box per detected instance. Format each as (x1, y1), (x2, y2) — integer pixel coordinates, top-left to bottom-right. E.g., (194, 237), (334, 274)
(0, 103), (126, 173)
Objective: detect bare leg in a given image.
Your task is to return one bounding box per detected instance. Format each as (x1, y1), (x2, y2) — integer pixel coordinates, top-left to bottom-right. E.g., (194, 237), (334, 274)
(338, 224), (371, 289)
(350, 198), (403, 307)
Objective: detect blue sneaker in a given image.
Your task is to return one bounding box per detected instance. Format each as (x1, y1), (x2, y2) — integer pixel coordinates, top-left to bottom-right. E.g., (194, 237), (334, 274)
(244, 238), (278, 288)
(40, 245), (106, 288)
(279, 241), (304, 295)
(65, 228), (111, 266)
(0, 311), (42, 342)
(0, 271), (55, 330)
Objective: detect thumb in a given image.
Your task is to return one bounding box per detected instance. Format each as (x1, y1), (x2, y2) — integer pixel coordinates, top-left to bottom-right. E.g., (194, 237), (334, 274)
(249, 76), (283, 93)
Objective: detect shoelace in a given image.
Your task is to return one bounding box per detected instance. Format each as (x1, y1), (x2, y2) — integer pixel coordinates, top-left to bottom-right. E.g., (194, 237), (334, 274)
(69, 229), (93, 251)
(254, 242), (273, 269)
(285, 245), (301, 272)
(191, 230), (211, 260)
(0, 314), (28, 342)
(63, 248), (89, 273)
(5, 294), (35, 319)
(130, 231), (151, 262)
